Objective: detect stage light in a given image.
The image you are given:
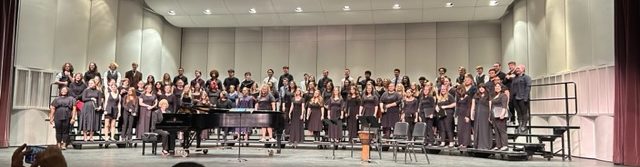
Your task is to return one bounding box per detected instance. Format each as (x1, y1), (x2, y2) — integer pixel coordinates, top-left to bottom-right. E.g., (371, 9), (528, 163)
(489, 0), (499, 6)
(249, 8), (257, 14)
(343, 5), (351, 11)
(295, 7), (303, 13)
(168, 10), (176, 15)
(203, 9), (212, 15)
(445, 2), (454, 7)
(393, 3), (401, 9)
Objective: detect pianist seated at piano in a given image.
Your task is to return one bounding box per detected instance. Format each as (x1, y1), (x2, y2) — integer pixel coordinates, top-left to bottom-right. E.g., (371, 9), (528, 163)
(152, 99), (170, 156)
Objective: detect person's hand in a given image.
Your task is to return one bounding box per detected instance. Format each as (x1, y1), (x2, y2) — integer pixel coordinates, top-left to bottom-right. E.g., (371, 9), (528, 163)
(500, 115), (505, 120)
(69, 119), (75, 124)
(435, 107), (440, 112)
(470, 114), (475, 121)
(49, 120), (54, 127)
(465, 117), (470, 123)
(300, 116), (304, 121)
(414, 117), (418, 122)
(428, 114), (433, 119)
(91, 98), (96, 102)
(11, 144), (27, 167)
(340, 115), (344, 119)
(31, 145), (67, 167)
(147, 106), (153, 110)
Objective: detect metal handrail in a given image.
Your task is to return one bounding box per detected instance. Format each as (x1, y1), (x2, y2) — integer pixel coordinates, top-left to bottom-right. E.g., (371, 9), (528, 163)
(527, 81), (577, 161)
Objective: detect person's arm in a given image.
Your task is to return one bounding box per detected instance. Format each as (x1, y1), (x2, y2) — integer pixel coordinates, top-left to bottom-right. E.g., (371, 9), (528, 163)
(321, 106), (325, 120)
(49, 103), (55, 126)
(524, 75), (532, 101)
(500, 95), (508, 119)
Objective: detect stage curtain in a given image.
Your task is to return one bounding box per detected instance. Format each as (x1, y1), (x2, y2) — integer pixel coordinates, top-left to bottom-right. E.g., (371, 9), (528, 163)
(613, 0), (640, 165)
(0, 0), (18, 147)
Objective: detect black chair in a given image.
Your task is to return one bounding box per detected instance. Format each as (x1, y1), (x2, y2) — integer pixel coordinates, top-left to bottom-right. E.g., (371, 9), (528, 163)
(142, 132), (159, 155)
(398, 122), (430, 164)
(382, 122), (409, 162)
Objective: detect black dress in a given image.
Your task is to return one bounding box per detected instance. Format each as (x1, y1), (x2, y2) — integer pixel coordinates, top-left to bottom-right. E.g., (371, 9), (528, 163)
(380, 91), (402, 128)
(345, 96), (361, 139)
(474, 94), (493, 149)
(51, 95), (75, 143)
(402, 99), (419, 139)
(327, 97), (343, 140)
(68, 81), (87, 99)
(137, 94), (156, 139)
(289, 97), (305, 143)
(419, 95), (436, 144)
(307, 101), (323, 132)
(158, 93), (179, 113)
(489, 93), (508, 149)
(80, 88), (102, 132)
(436, 94), (455, 143)
(104, 91), (120, 119)
(456, 95), (472, 146)
(361, 94), (378, 117)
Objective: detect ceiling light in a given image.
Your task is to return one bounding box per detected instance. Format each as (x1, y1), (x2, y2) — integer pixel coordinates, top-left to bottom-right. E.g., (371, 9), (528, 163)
(445, 2), (454, 7)
(392, 3), (401, 9)
(249, 8), (256, 14)
(295, 7), (303, 12)
(343, 5), (351, 11)
(489, 0), (499, 6)
(203, 9), (212, 15)
(167, 10), (176, 15)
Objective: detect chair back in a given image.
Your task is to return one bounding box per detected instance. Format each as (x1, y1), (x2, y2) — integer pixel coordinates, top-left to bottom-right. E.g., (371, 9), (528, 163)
(393, 122), (409, 138)
(412, 122), (427, 140)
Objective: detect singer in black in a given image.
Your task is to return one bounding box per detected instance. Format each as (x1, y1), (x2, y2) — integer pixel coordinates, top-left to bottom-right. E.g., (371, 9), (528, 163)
(49, 87), (76, 149)
(379, 84), (402, 138)
(436, 85), (456, 147)
(418, 82), (437, 145)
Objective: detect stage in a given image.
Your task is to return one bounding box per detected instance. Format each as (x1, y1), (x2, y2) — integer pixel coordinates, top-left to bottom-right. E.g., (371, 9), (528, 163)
(0, 144), (614, 167)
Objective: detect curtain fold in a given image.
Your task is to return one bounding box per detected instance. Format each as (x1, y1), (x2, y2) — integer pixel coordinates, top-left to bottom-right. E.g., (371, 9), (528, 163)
(613, 0), (640, 165)
(0, 0), (18, 148)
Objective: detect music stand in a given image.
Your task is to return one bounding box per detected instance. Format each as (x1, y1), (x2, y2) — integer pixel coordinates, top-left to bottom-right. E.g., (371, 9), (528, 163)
(322, 119), (342, 159)
(229, 108), (251, 162)
(358, 116), (381, 160)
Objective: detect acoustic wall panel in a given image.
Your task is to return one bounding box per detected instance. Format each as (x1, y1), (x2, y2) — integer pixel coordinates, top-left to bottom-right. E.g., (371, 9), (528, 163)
(208, 28), (236, 75)
(53, 0), (90, 70)
(317, 26), (347, 82)
(161, 22), (182, 75)
(114, 0), (142, 71)
(181, 29), (209, 80)
(234, 28), (263, 83)
(141, 12), (164, 78)
(15, 0), (58, 69)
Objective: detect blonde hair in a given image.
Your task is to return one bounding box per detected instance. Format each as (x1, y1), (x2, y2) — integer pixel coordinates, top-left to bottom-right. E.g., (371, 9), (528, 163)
(159, 99), (169, 108)
(109, 62), (119, 69)
(436, 86), (450, 101)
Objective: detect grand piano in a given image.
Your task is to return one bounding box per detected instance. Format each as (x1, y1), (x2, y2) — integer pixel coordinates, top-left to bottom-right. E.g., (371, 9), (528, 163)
(156, 108), (285, 155)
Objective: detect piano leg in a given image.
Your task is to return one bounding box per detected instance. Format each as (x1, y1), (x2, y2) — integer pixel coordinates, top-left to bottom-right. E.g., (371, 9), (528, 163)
(276, 131), (282, 154)
(196, 130), (202, 148)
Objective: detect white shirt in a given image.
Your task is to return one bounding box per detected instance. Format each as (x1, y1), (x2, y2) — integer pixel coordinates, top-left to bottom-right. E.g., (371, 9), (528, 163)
(263, 76), (278, 91)
(103, 70), (122, 87)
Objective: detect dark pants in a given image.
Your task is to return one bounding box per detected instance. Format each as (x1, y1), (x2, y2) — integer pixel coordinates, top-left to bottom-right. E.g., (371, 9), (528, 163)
(121, 111), (135, 141)
(514, 99), (530, 126)
(405, 116), (416, 139)
(422, 117), (435, 144)
(154, 129), (170, 151)
(55, 119), (70, 143)
(493, 118), (508, 148)
(437, 110), (455, 143)
(508, 96), (516, 122)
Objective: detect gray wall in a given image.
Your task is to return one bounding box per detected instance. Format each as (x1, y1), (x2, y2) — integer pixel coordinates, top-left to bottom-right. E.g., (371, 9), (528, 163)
(501, 0), (614, 161)
(180, 22), (502, 83)
(12, 0), (182, 145)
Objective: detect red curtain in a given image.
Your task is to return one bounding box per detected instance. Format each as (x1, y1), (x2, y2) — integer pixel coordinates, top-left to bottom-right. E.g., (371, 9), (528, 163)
(0, 0), (18, 147)
(614, 0), (640, 166)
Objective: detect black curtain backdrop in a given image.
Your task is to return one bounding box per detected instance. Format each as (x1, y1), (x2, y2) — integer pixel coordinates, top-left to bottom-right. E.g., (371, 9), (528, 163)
(0, 0), (18, 148)
(614, 0), (640, 166)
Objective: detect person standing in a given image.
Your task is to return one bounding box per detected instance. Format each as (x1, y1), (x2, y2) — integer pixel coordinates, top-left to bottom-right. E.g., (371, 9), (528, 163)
(326, 87), (344, 143)
(288, 88), (305, 147)
(102, 83), (120, 141)
(512, 64), (532, 133)
(79, 80), (102, 142)
(391, 68), (401, 87)
(125, 63), (143, 88)
(278, 66), (294, 91)
(306, 91), (325, 142)
(223, 69), (240, 92)
(55, 63), (74, 89)
(436, 85), (456, 147)
(360, 84), (379, 117)
(256, 85), (277, 142)
(121, 87), (138, 142)
(475, 66), (487, 85)
(49, 87), (76, 149)
(261, 69), (278, 92)
(103, 63), (122, 87)
(357, 70), (375, 91)
(137, 84), (158, 139)
(317, 70), (333, 92)
(490, 84), (509, 150)
(471, 84), (492, 150)
(83, 62), (101, 84)
(190, 70), (205, 88)
(299, 73), (310, 93)
(401, 89), (419, 139)
(455, 86), (472, 149)
(418, 82), (436, 145)
(341, 68), (354, 84)
(345, 85), (361, 142)
(173, 67), (188, 86)
(205, 69), (223, 91)
(235, 87), (256, 143)
(379, 84), (402, 138)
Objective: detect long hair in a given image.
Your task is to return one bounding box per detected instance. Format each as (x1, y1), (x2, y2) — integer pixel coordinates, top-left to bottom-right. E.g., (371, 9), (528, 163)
(474, 83), (489, 101)
(62, 63), (74, 73)
(436, 86), (450, 101)
(125, 87), (138, 105)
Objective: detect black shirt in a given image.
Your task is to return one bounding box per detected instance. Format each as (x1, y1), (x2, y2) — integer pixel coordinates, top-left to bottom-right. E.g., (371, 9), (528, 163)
(278, 73), (294, 90)
(173, 75), (188, 85)
(223, 77), (240, 91)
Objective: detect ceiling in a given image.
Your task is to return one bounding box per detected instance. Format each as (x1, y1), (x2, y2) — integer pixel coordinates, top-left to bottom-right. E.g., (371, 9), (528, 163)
(145, 0), (514, 27)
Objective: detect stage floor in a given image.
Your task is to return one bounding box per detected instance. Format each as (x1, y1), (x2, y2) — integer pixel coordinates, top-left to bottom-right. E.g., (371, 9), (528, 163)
(0, 144), (616, 167)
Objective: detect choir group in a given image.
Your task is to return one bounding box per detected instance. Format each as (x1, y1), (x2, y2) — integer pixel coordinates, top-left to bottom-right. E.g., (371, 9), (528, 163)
(48, 61), (532, 154)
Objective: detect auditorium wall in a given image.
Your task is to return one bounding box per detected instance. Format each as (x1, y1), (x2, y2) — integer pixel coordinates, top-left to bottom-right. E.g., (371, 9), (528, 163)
(501, 0), (614, 161)
(11, 0), (182, 145)
(179, 21), (502, 84)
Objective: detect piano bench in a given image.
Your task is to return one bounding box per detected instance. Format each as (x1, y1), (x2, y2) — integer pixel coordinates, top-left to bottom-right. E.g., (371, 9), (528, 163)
(142, 133), (159, 155)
